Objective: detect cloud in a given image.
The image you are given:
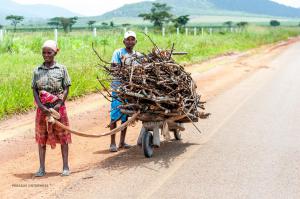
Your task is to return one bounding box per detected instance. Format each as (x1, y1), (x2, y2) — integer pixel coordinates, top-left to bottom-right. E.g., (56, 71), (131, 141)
(270, 0), (300, 8)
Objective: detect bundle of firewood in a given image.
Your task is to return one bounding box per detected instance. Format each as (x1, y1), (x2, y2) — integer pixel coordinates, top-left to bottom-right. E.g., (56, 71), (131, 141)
(94, 43), (209, 123)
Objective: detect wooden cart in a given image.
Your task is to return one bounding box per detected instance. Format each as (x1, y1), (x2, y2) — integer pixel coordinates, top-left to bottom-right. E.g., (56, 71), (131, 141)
(137, 120), (183, 157)
(132, 113), (193, 158)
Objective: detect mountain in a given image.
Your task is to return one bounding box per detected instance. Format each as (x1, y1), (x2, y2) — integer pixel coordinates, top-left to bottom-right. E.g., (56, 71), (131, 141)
(210, 0), (300, 18)
(0, 0), (80, 24)
(94, 0), (300, 20)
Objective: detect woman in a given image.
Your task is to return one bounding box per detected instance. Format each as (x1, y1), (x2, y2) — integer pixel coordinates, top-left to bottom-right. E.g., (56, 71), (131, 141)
(32, 40), (71, 177)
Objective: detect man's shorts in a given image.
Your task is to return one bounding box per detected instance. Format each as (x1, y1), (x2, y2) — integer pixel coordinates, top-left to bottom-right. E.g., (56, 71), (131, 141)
(110, 92), (127, 123)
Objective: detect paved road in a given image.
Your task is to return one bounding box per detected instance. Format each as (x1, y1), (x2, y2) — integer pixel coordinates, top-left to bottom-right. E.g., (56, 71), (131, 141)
(57, 42), (300, 199)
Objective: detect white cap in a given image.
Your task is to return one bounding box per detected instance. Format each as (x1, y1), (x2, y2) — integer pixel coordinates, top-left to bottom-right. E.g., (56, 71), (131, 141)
(42, 40), (59, 52)
(124, 31), (136, 39)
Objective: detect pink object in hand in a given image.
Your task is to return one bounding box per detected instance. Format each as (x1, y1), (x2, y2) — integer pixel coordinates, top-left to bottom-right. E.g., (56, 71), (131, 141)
(39, 90), (59, 104)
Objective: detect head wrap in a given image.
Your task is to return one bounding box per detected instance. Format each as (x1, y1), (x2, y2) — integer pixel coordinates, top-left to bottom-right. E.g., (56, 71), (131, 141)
(42, 40), (59, 52)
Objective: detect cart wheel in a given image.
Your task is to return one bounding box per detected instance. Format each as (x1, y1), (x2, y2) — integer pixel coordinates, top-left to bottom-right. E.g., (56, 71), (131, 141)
(142, 131), (153, 158)
(173, 129), (182, 140)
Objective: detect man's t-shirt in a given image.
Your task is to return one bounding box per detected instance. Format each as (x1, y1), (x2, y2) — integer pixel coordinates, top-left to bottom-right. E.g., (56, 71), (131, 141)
(110, 48), (142, 122)
(111, 48), (142, 89)
(111, 48), (142, 65)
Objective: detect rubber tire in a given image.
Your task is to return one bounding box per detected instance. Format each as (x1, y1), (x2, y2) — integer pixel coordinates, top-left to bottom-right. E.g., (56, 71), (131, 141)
(173, 129), (182, 140)
(142, 131), (154, 158)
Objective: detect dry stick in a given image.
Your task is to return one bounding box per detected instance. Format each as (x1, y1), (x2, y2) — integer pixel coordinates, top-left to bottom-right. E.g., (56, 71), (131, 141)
(96, 87), (112, 102)
(182, 110), (202, 134)
(168, 43), (175, 60)
(96, 64), (111, 73)
(142, 32), (163, 60)
(142, 32), (159, 50)
(160, 100), (198, 132)
(94, 39), (208, 127)
(96, 78), (124, 103)
(96, 76), (109, 90)
(96, 77), (113, 98)
(54, 111), (140, 138)
(92, 42), (111, 65)
(129, 65), (135, 84)
(96, 78), (114, 82)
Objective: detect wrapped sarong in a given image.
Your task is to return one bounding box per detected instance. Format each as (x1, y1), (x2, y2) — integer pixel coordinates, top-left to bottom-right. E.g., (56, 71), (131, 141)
(35, 90), (71, 149)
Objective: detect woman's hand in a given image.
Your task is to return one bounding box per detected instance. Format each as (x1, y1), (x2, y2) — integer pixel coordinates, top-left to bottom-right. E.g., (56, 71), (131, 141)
(53, 99), (63, 112)
(53, 103), (61, 112)
(40, 106), (51, 115)
(33, 89), (51, 115)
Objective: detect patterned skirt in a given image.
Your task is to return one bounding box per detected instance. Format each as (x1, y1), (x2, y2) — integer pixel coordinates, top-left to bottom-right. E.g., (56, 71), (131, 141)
(35, 105), (71, 149)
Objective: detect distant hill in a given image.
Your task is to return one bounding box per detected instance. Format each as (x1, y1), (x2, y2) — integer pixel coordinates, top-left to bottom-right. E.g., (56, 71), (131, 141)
(210, 0), (300, 18)
(94, 0), (300, 21)
(0, 0), (80, 24)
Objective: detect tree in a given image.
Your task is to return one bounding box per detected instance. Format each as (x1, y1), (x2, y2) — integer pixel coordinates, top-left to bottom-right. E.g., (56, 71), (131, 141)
(270, 20), (280, 27)
(100, 38), (109, 54)
(88, 20), (96, 30)
(173, 15), (189, 28)
(122, 23), (130, 27)
(0, 24), (3, 29)
(5, 15), (24, 32)
(224, 21), (234, 28)
(236, 21), (249, 28)
(138, 3), (173, 28)
(47, 21), (60, 29)
(59, 17), (71, 32)
(110, 21), (114, 27)
(101, 22), (108, 26)
(59, 17), (78, 33)
(48, 17), (60, 29)
(69, 16), (78, 32)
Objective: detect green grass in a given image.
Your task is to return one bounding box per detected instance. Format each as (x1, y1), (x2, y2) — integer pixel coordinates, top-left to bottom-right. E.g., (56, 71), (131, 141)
(0, 26), (299, 119)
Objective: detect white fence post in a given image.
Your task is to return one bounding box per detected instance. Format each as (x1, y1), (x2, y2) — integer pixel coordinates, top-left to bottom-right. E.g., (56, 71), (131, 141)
(230, 27), (233, 33)
(201, 28), (204, 36)
(209, 28), (212, 35)
(162, 27), (165, 37)
(0, 29), (3, 42)
(124, 27), (127, 33)
(54, 29), (58, 42)
(185, 28), (188, 36)
(194, 27), (197, 36)
(176, 27), (179, 35)
(93, 27), (97, 37)
(144, 27), (148, 34)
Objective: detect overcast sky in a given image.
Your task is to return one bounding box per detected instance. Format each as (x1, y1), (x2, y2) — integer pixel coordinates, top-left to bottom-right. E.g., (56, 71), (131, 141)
(13, 0), (300, 16)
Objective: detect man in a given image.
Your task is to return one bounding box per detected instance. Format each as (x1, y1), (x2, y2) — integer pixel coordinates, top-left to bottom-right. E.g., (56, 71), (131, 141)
(109, 31), (141, 152)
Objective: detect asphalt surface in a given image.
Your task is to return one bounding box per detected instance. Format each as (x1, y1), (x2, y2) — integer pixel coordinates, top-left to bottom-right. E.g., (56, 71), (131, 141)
(52, 42), (300, 198)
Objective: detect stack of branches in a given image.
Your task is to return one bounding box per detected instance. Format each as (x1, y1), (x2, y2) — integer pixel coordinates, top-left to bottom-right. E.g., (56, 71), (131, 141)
(93, 37), (209, 124)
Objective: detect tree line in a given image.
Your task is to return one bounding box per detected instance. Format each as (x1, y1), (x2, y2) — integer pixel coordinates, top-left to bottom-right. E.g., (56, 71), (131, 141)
(138, 3), (287, 28)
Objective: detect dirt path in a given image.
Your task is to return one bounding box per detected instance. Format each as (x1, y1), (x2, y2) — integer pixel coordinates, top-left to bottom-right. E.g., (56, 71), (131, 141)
(0, 37), (298, 199)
